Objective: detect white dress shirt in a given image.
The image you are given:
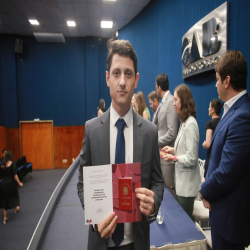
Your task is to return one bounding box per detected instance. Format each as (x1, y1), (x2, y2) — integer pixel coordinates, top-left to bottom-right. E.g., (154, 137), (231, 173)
(222, 90), (247, 118)
(108, 104), (133, 247)
(161, 90), (170, 104)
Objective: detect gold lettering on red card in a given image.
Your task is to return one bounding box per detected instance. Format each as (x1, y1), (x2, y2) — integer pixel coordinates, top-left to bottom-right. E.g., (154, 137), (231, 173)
(119, 177), (133, 210)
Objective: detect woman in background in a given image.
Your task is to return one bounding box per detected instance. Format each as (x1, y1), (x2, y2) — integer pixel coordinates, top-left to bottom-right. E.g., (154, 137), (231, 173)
(97, 99), (105, 117)
(202, 99), (223, 177)
(135, 91), (151, 120)
(0, 151), (23, 224)
(162, 84), (200, 219)
(131, 93), (137, 112)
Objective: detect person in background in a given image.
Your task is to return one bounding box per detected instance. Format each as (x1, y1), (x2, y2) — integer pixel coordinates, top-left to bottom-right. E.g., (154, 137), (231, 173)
(202, 99), (223, 177)
(2, 149), (6, 158)
(0, 151), (23, 224)
(200, 50), (250, 250)
(147, 91), (161, 125)
(135, 91), (151, 120)
(162, 84), (200, 219)
(0, 149), (6, 164)
(155, 73), (179, 199)
(131, 93), (137, 112)
(77, 38), (164, 250)
(98, 99), (106, 117)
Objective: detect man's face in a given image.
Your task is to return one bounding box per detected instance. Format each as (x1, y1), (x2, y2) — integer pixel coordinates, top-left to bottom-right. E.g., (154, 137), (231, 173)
(216, 72), (226, 101)
(149, 98), (157, 112)
(155, 82), (160, 97)
(106, 54), (139, 112)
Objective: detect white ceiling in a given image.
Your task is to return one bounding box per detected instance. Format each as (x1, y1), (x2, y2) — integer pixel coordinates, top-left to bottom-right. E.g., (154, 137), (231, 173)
(0, 0), (151, 38)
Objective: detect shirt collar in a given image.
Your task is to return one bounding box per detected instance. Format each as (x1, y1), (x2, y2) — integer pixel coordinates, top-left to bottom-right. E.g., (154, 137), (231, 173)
(162, 90), (170, 104)
(110, 104), (133, 128)
(224, 90), (247, 114)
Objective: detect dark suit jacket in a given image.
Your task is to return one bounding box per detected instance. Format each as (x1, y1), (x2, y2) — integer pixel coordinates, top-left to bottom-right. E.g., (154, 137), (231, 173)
(201, 93), (250, 246)
(77, 109), (164, 250)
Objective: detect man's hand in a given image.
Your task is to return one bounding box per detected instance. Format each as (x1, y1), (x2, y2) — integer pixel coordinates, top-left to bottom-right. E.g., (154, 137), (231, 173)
(135, 188), (155, 216)
(97, 212), (118, 238)
(202, 199), (211, 211)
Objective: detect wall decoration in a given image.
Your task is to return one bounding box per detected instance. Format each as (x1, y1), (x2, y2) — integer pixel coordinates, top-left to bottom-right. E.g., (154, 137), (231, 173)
(182, 2), (228, 79)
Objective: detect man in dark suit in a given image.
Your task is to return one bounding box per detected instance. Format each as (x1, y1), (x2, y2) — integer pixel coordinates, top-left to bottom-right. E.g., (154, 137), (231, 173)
(77, 39), (164, 250)
(147, 91), (161, 125)
(200, 50), (250, 250)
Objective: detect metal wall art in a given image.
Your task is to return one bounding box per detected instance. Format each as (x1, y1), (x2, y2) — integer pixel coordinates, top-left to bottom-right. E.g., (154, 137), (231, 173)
(182, 2), (228, 79)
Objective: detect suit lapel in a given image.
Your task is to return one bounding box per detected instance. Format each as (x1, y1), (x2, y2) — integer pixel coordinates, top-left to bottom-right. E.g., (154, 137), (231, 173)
(210, 93), (249, 147)
(99, 109), (110, 165)
(175, 122), (184, 150)
(133, 111), (143, 163)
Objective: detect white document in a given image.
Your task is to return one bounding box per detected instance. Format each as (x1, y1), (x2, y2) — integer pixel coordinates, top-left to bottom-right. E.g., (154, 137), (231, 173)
(83, 164), (113, 225)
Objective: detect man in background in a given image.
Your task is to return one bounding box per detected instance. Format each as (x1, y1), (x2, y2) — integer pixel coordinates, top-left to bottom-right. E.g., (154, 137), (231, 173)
(77, 39), (164, 250)
(148, 91), (161, 125)
(155, 73), (179, 199)
(200, 50), (250, 250)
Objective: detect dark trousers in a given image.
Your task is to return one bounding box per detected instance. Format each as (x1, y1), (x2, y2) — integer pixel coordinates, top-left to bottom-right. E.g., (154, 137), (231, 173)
(211, 228), (245, 250)
(177, 196), (195, 219)
(108, 243), (134, 250)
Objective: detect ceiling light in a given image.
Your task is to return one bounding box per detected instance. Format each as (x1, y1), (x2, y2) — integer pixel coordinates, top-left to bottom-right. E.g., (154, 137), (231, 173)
(101, 21), (113, 28)
(29, 20), (39, 25)
(67, 21), (76, 27)
(103, 0), (116, 1)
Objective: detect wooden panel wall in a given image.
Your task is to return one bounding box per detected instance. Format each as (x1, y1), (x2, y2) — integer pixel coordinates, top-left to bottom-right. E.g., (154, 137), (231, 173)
(53, 126), (85, 168)
(1, 125), (84, 169)
(0, 126), (19, 160)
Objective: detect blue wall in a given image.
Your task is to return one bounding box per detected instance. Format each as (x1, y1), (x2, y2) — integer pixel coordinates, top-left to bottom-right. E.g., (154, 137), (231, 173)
(119, 0), (250, 160)
(0, 36), (110, 127)
(0, 36), (19, 127)
(0, 0), (249, 160)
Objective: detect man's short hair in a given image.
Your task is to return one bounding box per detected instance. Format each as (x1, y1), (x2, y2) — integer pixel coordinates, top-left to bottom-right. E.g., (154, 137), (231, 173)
(215, 50), (248, 91)
(2, 149), (6, 154)
(107, 38), (138, 74)
(148, 91), (160, 102)
(155, 73), (169, 91)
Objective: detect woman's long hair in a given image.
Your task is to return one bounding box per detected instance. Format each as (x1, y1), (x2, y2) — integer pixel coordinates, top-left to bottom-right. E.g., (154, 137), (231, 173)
(135, 91), (146, 117)
(1, 151), (13, 169)
(98, 99), (105, 112)
(175, 84), (196, 123)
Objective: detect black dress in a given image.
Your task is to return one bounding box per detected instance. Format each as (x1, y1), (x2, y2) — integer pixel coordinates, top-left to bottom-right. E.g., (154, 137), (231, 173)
(204, 118), (220, 177)
(0, 163), (20, 209)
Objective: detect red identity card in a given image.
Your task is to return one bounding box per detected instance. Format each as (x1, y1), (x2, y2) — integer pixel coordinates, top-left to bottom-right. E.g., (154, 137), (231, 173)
(119, 177), (133, 210)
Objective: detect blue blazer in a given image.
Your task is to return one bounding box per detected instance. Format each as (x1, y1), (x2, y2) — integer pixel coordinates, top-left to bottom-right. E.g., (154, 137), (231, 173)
(201, 93), (250, 246)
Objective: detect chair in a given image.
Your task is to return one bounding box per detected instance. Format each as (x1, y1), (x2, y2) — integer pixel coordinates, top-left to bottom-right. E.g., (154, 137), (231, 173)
(193, 158), (210, 229)
(198, 158), (206, 182)
(16, 156), (26, 182)
(16, 155), (33, 182)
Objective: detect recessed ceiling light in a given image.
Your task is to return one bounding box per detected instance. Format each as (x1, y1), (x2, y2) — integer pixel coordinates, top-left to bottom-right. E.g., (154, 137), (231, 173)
(103, 0), (116, 1)
(101, 21), (113, 28)
(67, 21), (76, 27)
(29, 20), (39, 25)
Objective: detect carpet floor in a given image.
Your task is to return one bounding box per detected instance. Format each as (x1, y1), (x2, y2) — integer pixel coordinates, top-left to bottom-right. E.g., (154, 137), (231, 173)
(0, 169), (67, 250)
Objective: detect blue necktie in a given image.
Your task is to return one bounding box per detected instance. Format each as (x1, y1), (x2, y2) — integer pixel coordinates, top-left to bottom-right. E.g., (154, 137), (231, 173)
(112, 118), (126, 246)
